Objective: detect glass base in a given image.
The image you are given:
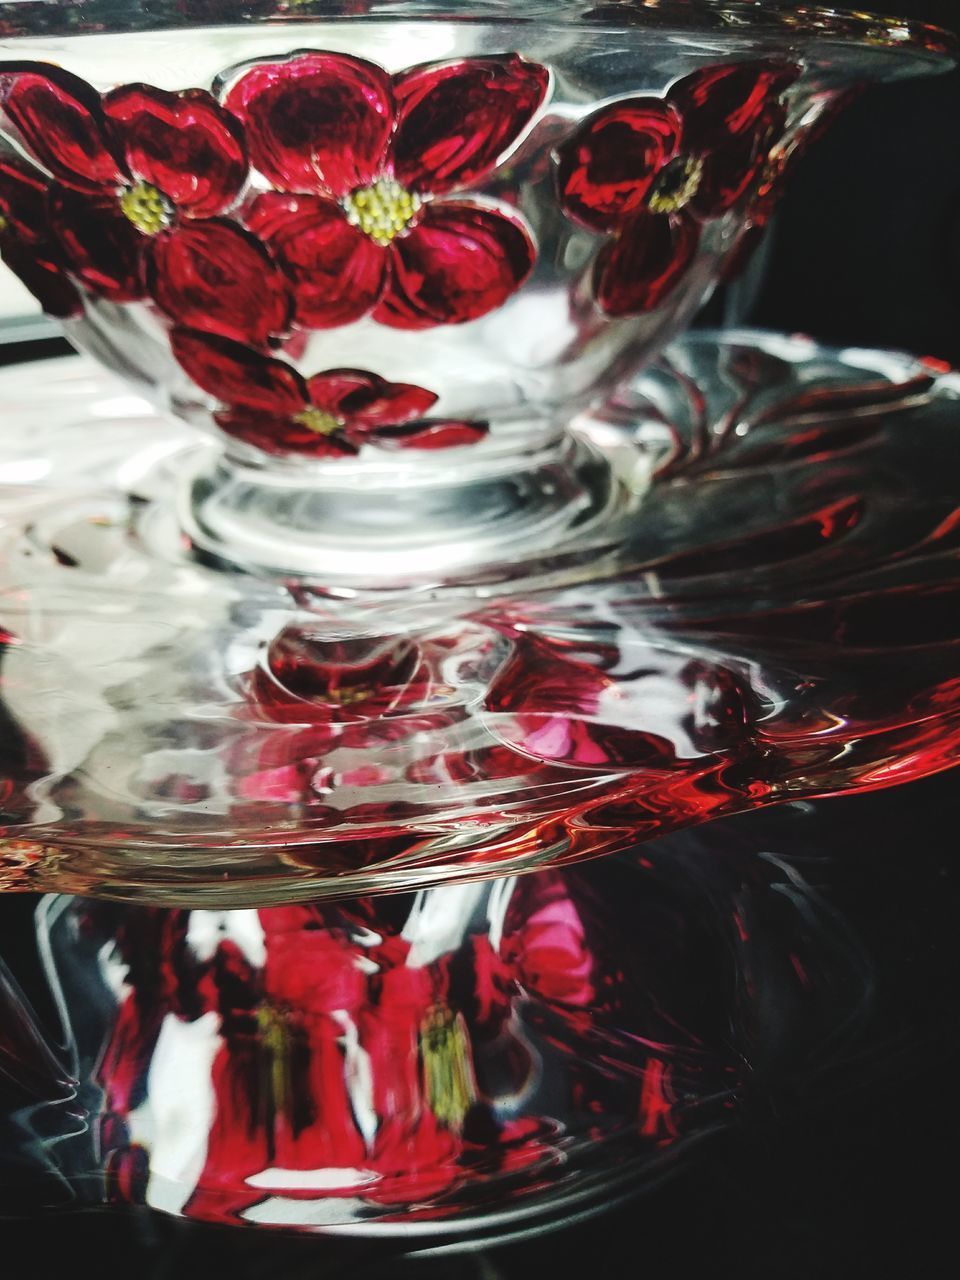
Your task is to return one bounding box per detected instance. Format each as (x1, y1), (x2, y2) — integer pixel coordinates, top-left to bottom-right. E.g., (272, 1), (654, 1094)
(174, 429), (637, 585)
(2, 330), (960, 903)
(1, 822), (868, 1239)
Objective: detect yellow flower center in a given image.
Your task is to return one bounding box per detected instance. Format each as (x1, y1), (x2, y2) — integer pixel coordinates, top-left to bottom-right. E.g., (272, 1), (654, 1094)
(256, 1002), (293, 1116)
(343, 177), (423, 247)
(119, 181), (174, 236)
(648, 154), (705, 215)
(293, 407), (342, 436)
(329, 684), (372, 707)
(420, 1005), (476, 1133)
(0, 212), (9, 235)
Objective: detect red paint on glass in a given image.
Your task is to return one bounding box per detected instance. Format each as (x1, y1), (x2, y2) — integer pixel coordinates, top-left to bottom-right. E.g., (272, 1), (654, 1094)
(0, 63), (290, 341)
(0, 157), (81, 316)
(226, 52), (547, 329)
(556, 62), (797, 314)
(171, 327), (486, 457)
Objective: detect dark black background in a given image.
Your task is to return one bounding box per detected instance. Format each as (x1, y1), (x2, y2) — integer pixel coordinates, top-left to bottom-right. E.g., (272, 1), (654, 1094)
(3, 3), (960, 1275)
(753, 0), (960, 365)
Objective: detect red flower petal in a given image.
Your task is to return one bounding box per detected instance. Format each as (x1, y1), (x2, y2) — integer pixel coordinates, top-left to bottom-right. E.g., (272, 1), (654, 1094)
(301, 368), (378, 416)
(215, 407), (360, 459)
(0, 62), (124, 194)
(246, 192), (387, 329)
(0, 240), (82, 318)
(103, 85), (247, 218)
(0, 157), (49, 241)
(171, 327), (307, 414)
(148, 219), (292, 345)
(259, 629), (427, 720)
(370, 420), (490, 450)
(374, 202), (534, 329)
(555, 98), (682, 232)
(48, 186), (145, 301)
(484, 633), (682, 769)
(392, 54), (549, 195)
(669, 62), (797, 156)
(224, 53), (394, 197)
(307, 370), (438, 427)
(302, 368), (375, 414)
(595, 210), (700, 316)
(694, 102), (786, 216)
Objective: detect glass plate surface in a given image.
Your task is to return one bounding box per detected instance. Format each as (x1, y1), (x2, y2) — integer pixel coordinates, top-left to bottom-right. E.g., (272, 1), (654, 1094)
(2, 328), (960, 903)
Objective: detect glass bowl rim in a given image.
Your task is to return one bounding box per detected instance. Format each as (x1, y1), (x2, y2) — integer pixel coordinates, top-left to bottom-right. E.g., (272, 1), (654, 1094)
(0, 1), (955, 64)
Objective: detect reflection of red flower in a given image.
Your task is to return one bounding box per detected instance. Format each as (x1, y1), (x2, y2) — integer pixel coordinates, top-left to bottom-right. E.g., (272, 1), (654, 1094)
(507, 880), (595, 1010)
(555, 62), (796, 314)
(237, 628), (455, 805)
(182, 931), (372, 1216)
(0, 837), (49, 891)
(473, 872), (595, 1026)
(255, 628), (435, 721)
(227, 52), (547, 329)
(356, 961), (464, 1204)
(0, 158), (81, 317)
(87, 874), (701, 1225)
(94, 899), (560, 1220)
(0, 63), (290, 343)
(172, 328), (486, 457)
(483, 631), (751, 768)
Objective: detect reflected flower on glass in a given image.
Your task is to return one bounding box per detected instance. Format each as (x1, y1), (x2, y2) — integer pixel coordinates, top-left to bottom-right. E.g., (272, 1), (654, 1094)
(90, 878), (606, 1221)
(482, 630), (752, 768)
(236, 628), (467, 806)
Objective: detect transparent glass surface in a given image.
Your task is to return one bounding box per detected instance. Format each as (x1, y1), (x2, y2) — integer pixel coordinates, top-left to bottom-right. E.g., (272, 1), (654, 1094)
(0, 821), (869, 1239)
(2, 329), (960, 903)
(0, 3), (953, 578)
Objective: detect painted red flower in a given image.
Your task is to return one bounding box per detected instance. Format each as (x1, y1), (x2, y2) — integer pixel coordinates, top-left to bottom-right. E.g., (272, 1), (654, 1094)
(172, 327), (487, 457)
(0, 62), (291, 344)
(226, 52), (548, 329)
(0, 157), (81, 318)
(555, 62), (798, 315)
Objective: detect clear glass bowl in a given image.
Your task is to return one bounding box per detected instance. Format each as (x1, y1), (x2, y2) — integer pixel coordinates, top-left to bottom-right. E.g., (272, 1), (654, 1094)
(0, 2), (954, 578)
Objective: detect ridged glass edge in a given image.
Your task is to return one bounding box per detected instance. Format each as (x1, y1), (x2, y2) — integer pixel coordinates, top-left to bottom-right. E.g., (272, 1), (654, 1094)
(0, 2), (955, 63)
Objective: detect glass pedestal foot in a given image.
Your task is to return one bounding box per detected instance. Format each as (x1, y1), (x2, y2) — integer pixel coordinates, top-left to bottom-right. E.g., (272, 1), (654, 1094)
(0, 823), (867, 1241)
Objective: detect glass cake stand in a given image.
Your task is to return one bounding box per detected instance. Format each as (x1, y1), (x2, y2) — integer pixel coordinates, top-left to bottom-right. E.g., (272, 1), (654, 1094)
(2, 327), (960, 902)
(1, 1), (956, 902)
(1, 1), (958, 1252)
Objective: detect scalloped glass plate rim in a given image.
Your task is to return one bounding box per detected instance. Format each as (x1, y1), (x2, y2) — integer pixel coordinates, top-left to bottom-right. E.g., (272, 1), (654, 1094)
(0, 0), (955, 64)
